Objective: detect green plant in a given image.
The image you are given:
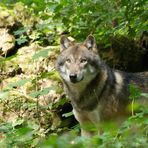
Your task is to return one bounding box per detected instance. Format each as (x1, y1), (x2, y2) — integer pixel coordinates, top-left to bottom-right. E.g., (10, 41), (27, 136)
(47, 0), (147, 40)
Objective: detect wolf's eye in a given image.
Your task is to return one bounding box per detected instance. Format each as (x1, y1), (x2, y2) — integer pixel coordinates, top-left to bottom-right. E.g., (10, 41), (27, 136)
(66, 59), (71, 63)
(80, 58), (87, 64)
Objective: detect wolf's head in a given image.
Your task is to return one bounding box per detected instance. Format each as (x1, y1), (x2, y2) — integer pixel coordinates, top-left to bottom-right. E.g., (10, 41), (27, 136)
(56, 35), (101, 84)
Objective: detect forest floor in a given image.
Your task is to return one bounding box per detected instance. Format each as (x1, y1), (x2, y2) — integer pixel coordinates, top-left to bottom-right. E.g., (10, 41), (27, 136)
(0, 3), (148, 148)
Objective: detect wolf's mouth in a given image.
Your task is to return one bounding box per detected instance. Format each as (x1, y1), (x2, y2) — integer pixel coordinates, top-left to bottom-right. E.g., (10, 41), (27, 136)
(70, 76), (84, 83)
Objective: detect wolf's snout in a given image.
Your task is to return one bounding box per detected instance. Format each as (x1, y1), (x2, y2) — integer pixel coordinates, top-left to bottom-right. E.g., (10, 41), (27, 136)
(69, 74), (77, 83)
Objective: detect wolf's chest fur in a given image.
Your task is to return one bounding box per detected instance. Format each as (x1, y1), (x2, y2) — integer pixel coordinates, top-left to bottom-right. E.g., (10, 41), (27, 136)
(56, 35), (148, 137)
(65, 65), (129, 119)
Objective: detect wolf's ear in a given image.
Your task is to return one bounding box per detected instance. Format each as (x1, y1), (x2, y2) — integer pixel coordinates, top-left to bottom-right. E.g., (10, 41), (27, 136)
(84, 35), (97, 51)
(60, 35), (73, 52)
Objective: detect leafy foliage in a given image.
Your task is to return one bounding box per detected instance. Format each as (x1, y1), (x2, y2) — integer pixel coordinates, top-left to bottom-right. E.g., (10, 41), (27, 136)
(2, 0), (147, 44)
(47, 0), (147, 40)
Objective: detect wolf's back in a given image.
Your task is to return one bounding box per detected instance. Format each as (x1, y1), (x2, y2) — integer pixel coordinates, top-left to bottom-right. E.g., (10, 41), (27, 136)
(124, 71), (148, 92)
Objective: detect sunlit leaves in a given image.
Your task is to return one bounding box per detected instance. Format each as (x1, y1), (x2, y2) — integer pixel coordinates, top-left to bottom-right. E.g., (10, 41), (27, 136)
(29, 86), (57, 98)
(32, 49), (50, 60)
(129, 84), (141, 100)
(62, 111), (73, 118)
(15, 35), (28, 45)
(7, 79), (30, 88)
(0, 91), (9, 99)
(32, 46), (58, 60)
(13, 27), (29, 45)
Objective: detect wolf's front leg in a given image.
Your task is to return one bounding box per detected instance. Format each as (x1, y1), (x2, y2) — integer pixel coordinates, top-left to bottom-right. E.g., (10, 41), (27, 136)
(81, 128), (96, 137)
(73, 109), (98, 137)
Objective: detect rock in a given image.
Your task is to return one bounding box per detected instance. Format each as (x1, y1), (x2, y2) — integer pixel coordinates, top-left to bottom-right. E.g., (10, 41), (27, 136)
(0, 28), (15, 56)
(0, 7), (15, 27)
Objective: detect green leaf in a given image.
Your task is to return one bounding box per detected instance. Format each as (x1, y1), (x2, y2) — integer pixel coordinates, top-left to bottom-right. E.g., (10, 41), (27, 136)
(12, 118), (24, 127)
(8, 79), (30, 88)
(32, 49), (49, 60)
(28, 91), (40, 98)
(140, 93), (148, 98)
(13, 27), (28, 36)
(16, 35), (28, 45)
(29, 86), (57, 98)
(37, 134), (58, 148)
(12, 127), (34, 143)
(0, 91), (9, 99)
(0, 54), (18, 62)
(62, 111), (73, 117)
(129, 84), (141, 100)
(0, 123), (13, 133)
(52, 97), (69, 109)
(32, 46), (58, 60)
(39, 87), (54, 96)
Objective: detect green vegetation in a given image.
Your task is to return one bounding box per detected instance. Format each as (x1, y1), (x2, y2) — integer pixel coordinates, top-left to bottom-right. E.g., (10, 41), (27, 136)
(0, 0), (147, 147)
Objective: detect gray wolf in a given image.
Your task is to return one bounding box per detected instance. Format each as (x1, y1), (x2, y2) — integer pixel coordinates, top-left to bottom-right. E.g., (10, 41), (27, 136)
(56, 35), (148, 137)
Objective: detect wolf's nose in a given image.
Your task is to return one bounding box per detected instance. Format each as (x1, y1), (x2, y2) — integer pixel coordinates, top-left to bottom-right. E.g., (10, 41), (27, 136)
(69, 74), (77, 83)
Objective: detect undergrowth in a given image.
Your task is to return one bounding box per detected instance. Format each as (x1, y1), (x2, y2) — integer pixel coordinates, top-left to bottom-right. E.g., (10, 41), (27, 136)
(0, 49), (147, 147)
